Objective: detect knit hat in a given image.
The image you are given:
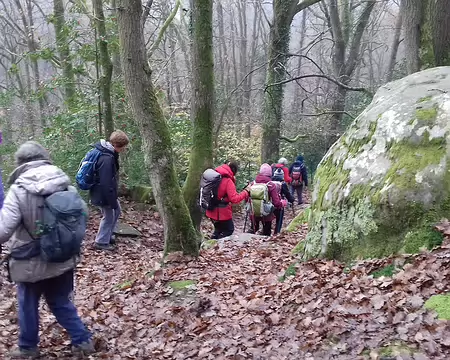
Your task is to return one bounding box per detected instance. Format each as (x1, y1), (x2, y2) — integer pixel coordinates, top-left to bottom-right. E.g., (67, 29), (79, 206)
(259, 163), (272, 177)
(296, 155), (304, 162)
(15, 141), (50, 166)
(278, 157), (288, 165)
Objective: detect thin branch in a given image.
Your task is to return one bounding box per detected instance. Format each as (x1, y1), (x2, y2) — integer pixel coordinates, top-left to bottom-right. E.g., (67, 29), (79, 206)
(280, 134), (307, 142)
(265, 73), (373, 95)
(283, 53), (325, 74)
(149, 0), (181, 57)
(141, 0), (154, 27)
(293, 0), (322, 15)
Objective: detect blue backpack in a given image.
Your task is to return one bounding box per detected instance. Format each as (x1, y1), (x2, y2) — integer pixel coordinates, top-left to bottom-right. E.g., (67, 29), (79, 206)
(10, 190), (87, 263)
(76, 148), (102, 190)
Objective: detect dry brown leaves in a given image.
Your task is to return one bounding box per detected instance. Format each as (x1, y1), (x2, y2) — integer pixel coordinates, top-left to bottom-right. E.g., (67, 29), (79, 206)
(0, 200), (450, 359)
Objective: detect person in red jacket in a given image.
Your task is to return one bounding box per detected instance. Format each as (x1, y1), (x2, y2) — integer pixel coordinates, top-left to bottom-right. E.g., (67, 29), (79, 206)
(249, 163), (287, 236)
(272, 157), (292, 184)
(206, 161), (250, 239)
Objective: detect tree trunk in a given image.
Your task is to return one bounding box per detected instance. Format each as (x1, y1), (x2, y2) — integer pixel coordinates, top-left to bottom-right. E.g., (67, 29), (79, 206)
(293, 10), (307, 110)
(93, 0), (114, 138)
(261, 0), (320, 163)
(117, 0), (199, 255)
(403, 0), (424, 74)
(386, 2), (403, 82)
(183, 0), (214, 229)
(261, 3), (292, 163)
(431, 0), (450, 66)
(53, 0), (76, 110)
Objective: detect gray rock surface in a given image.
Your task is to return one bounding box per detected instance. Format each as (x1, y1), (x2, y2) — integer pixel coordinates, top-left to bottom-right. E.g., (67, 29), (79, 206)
(302, 67), (450, 260)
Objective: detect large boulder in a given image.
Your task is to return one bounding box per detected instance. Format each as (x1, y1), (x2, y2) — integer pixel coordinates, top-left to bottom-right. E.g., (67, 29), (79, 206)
(304, 67), (450, 261)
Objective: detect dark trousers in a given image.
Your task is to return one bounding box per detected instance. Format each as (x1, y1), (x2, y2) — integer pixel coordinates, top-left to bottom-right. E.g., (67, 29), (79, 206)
(251, 219), (272, 236)
(17, 270), (91, 350)
(274, 208), (284, 234)
(291, 184), (304, 204)
(211, 219), (235, 239)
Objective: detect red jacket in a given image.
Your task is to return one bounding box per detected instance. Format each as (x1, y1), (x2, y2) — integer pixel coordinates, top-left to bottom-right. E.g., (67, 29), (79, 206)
(250, 174), (283, 222)
(273, 163), (292, 184)
(206, 164), (249, 221)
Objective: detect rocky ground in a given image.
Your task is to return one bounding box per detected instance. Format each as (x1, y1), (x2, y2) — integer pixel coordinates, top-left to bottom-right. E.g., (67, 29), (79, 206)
(1, 195), (450, 359)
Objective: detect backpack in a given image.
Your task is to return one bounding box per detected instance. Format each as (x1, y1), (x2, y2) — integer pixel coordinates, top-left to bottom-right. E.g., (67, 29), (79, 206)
(249, 182), (274, 217)
(75, 148), (103, 190)
(10, 190), (87, 263)
(199, 169), (226, 211)
(272, 166), (285, 182)
(291, 164), (303, 187)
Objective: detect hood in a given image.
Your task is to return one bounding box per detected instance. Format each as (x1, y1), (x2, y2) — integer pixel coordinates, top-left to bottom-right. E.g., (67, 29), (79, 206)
(296, 155), (304, 162)
(9, 160), (71, 196)
(215, 164), (234, 179)
(95, 140), (115, 154)
(255, 174), (271, 184)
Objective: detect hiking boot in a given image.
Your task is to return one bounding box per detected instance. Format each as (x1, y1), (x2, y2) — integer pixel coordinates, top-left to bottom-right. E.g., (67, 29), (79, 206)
(8, 347), (40, 359)
(110, 235), (116, 245)
(94, 243), (115, 251)
(72, 340), (96, 356)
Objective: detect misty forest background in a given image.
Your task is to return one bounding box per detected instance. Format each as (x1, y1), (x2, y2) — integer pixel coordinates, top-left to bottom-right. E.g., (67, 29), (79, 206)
(0, 0), (449, 254)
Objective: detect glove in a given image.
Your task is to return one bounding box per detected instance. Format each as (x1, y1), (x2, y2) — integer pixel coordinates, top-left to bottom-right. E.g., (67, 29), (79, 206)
(281, 199), (288, 208)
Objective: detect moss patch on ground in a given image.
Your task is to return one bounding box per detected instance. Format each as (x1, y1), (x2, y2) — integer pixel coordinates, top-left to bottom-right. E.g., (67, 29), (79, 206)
(168, 280), (196, 290)
(424, 293), (450, 320)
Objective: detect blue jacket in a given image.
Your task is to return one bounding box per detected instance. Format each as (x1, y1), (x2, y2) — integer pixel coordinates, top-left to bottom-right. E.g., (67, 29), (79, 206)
(289, 156), (308, 186)
(89, 141), (119, 209)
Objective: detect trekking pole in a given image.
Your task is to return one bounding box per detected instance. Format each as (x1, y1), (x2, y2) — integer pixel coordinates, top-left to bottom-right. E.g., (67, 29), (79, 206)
(243, 207), (248, 233)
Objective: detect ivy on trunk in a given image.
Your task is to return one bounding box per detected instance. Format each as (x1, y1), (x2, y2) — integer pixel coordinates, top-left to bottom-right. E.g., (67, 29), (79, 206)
(182, 0), (214, 229)
(117, 0), (200, 256)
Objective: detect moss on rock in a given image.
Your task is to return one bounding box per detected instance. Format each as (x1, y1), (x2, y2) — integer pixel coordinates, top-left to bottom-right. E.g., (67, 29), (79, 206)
(299, 67), (450, 261)
(129, 185), (155, 204)
(286, 207), (310, 232)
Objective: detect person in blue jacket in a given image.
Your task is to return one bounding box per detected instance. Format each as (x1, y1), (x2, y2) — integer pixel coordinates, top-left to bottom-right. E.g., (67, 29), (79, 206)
(90, 130), (129, 251)
(289, 155), (308, 205)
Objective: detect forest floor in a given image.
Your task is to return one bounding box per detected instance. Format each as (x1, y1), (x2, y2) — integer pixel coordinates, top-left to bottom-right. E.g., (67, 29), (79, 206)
(1, 196), (450, 359)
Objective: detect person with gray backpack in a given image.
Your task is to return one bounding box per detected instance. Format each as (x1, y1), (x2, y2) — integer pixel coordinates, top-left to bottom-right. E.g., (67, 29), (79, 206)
(0, 141), (94, 359)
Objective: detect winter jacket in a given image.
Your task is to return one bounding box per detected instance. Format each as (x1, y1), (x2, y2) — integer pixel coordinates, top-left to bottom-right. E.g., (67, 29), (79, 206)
(206, 164), (249, 221)
(273, 163), (292, 184)
(89, 140), (120, 209)
(289, 158), (308, 186)
(251, 174), (283, 222)
(0, 160), (85, 283)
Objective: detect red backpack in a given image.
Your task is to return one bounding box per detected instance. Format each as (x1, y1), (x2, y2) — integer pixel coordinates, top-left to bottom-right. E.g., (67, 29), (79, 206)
(291, 165), (303, 187)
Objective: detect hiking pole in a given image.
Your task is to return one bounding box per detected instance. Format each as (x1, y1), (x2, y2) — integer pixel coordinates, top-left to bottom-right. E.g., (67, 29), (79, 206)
(243, 207), (248, 233)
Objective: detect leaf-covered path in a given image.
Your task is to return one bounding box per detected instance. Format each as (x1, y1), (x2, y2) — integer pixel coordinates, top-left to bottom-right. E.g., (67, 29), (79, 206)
(1, 200), (450, 359)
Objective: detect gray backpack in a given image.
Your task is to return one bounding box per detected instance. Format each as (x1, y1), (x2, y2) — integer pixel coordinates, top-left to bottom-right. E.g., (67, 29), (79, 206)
(11, 190), (87, 263)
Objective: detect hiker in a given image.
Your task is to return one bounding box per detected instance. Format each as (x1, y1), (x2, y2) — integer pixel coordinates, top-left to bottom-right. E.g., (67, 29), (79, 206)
(248, 163), (287, 236)
(289, 155), (308, 205)
(271, 166), (295, 234)
(204, 161), (250, 239)
(89, 130), (129, 250)
(272, 157), (292, 184)
(0, 141), (94, 358)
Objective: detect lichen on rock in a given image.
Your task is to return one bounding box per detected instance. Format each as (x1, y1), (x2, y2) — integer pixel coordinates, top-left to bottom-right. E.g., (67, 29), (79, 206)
(296, 67), (450, 261)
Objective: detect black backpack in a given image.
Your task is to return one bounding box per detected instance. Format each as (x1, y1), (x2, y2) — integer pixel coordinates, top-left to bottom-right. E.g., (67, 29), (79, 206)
(199, 169), (226, 211)
(11, 190), (87, 263)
